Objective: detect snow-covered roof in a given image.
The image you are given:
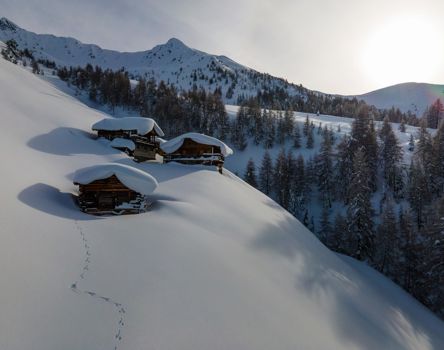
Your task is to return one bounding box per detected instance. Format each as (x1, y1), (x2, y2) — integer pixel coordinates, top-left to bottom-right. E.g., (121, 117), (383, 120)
(110, 138), (136, 151)
(155, 136), (167, 144)
(160, 132), (233, 157)
(92, 117), (164, 137)
(73, 163), (158, 195)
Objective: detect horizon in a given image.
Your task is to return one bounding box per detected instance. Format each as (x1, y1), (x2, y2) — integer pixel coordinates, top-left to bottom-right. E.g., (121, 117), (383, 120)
(1, 0), (444, 95)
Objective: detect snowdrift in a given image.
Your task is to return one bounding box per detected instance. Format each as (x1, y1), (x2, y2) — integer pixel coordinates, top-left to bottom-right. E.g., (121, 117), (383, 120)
(1, 57), (444, 350)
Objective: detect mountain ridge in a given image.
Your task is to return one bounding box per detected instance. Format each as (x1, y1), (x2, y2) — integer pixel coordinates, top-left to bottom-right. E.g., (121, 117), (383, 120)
(2, 16), (443, 115)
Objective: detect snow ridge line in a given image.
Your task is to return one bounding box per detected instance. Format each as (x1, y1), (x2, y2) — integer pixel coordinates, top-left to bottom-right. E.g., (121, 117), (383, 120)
(71, 221), (126, 350)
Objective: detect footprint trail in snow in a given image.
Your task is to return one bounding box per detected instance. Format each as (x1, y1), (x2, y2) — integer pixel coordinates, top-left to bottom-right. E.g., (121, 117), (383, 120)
(71, 221), (126, 349)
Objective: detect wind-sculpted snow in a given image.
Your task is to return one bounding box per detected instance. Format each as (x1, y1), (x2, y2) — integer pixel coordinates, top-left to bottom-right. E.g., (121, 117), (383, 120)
(1, 57), (444, 350)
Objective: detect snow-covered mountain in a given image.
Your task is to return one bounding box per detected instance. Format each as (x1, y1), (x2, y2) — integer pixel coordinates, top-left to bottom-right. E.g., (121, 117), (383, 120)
(354, 82), (444, 115)
(0, 17), (308, 104)
(1, 49), (444, 349)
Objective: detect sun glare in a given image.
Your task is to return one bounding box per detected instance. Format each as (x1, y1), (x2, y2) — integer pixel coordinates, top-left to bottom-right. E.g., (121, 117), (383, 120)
(362, 15), (443, 89)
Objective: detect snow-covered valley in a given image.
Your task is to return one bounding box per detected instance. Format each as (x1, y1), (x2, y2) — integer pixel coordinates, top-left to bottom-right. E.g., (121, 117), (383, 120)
(1, 47), (444, 350)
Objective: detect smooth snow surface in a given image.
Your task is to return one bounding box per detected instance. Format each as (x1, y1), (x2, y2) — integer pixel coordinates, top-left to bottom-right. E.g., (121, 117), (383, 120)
(73, 163), (158, 195)
(1, 57), (444, 350)
(160, 132), (234, 157)
(110, 138), (136, 151)
(92, 117), (164, 136)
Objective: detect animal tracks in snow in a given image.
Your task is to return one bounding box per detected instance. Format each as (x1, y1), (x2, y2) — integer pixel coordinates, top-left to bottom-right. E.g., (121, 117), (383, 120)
(71, 221), (126, 349)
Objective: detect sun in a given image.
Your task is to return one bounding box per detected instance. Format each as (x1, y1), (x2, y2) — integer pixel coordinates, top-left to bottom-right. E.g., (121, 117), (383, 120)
(362, 15), (443, 89)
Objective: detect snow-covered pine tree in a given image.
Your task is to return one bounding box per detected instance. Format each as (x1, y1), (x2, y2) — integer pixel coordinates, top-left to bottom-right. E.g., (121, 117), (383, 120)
(346, 147), (375, 261)
(408, 134), (415, 152)
(399, 118), (406, 132)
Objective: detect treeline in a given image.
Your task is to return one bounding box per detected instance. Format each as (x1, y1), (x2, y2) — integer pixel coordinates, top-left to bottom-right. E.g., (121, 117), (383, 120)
(239, 87), (421, 126)
(243, 107), (444, 318)
(57, 64), (229, 138)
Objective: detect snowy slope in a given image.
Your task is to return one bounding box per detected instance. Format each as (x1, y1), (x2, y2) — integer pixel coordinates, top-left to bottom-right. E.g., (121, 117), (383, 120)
(1, 57), (444, 350)
(354, 82), (444, 115)
(0, 17), (306, 104)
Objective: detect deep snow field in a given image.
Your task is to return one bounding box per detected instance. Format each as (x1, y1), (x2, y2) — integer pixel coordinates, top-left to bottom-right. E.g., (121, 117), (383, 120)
(1, 57), (444, 350)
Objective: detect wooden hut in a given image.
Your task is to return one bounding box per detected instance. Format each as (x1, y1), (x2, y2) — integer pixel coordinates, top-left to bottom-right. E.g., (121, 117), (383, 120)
(92, 117), (165, 160)
(73, 163), (158, 215)
(160, 133), (233, 173)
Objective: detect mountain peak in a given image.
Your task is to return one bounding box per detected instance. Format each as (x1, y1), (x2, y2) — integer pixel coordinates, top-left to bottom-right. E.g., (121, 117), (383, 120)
(165, 37), (187, 48)
(0, 17), (19, 32)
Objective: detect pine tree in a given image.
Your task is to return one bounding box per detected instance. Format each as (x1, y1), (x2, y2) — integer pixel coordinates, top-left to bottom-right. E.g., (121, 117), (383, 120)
(379, 119), (403, 195)
(350, 106), (378, 191)
(244, 158), (258, 188)
(289, 155), (307, 218)
(330, 213), (347, 253)
(408, 134), (415, 152)
(273, 149), (291, 208)
(426, 99), (444, 129)
(318, 206), (332, 244)
(303, 115), (310, 136)
(335, 135), (353, 203)
(259, 151), (273, 195)
(293, 123), (301, 148)
(430, 123), (444, 196)
(316, 128), (334, 207)
(397, 208), (419, 292)
(346, 148), (375, 261)
(399, 118), (406, 132)
(408, 160), (431, 228)
(306, 124), (314, 149)
(416, 201), (444, 316)
(374, 197), (398, 276)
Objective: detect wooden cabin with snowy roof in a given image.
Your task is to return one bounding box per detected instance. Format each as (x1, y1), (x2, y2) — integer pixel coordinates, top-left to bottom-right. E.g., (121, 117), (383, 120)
(73, 163), (158, 215)
(160, 132), (233, 173)
(92, 117), (165, 161)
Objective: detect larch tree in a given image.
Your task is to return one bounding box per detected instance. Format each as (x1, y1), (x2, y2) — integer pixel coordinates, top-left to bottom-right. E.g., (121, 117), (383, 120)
(259, 151), (273, 196)
(244, 158), (258, 188)
(346, 148), (375, 261)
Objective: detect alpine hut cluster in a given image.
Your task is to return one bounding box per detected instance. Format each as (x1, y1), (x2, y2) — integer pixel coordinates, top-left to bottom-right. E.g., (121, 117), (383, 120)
(73, 116), (233, 215)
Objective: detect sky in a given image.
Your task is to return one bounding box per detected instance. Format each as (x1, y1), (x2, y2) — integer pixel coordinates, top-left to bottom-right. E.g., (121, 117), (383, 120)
(1, 0), (444, 95)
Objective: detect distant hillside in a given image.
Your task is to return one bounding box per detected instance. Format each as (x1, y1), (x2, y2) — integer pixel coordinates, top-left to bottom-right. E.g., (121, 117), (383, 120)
(354, 82), (444, 115)
(0, 17), (310, 104)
